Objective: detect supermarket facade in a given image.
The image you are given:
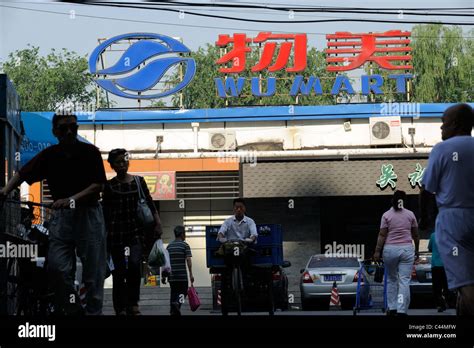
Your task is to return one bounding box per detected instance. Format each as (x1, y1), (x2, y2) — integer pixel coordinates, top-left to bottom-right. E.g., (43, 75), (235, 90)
(4, 29), (473, 289)
(19, 102), (473, 288)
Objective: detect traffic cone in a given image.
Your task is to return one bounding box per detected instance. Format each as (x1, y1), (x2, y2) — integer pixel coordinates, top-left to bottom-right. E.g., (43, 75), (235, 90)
(329, 281), (341, 310)
(217, 289), (222, 307)
(79, 283), (87, 309)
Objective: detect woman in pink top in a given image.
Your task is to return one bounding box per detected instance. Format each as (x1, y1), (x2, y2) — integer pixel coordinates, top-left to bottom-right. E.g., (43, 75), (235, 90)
(374, 190), (420, 316)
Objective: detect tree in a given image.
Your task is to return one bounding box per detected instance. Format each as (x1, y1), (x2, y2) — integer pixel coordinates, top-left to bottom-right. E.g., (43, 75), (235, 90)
(410, 25), (473, 103)
(367, 25), (473, 103)
(0, 46), (106, 111)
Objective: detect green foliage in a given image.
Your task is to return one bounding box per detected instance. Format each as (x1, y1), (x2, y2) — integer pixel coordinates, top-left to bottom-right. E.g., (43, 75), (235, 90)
(411, 25), (473, 102)
(171, 44), (226, 109)
(1, 46), (105, 111)
(365, 24), (473, 103)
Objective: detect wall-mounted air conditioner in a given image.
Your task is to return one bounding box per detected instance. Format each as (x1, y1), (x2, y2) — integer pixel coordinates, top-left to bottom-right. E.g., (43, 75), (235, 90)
(208, 131), (236, 150)
(369, 116), (402, 145)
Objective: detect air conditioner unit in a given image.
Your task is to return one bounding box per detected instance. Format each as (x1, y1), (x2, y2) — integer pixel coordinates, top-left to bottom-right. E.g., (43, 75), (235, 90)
(208, 131), (236, 150)
(369, 116), (402, 145)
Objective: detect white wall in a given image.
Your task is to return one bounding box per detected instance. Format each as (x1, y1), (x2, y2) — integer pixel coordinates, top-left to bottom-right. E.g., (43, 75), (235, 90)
(78, 117), (444, 153)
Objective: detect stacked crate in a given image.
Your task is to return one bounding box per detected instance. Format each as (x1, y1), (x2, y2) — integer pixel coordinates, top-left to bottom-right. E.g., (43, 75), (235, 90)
(206, 224), (283, 269)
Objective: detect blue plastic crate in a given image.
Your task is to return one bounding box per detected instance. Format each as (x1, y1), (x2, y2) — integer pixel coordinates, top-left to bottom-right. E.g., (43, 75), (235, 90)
(206, 224), (284, 267)
(206, 226), (221, 249)
(252, 244), (283, 266)
(206, 246), (225, 267)
(256, 224), (282, 245)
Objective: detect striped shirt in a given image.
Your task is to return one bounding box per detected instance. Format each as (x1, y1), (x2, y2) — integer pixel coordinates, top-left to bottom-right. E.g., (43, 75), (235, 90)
(167, 240), (192, 282)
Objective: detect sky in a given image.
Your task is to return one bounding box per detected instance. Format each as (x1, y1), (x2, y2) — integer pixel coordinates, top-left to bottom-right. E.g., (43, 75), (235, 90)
(0, 0), (472, 107)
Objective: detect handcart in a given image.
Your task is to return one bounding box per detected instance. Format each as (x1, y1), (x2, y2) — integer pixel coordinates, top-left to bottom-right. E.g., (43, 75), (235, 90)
(353, 259), (387, 315)
(206, 224), (284, 316)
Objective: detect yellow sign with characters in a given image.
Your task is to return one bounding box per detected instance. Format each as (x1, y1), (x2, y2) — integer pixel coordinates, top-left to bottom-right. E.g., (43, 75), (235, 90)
(105, 171), (176, 200)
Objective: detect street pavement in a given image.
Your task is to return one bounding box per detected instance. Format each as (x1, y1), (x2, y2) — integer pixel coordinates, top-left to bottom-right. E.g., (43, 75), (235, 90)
(102, 287), (456, 316)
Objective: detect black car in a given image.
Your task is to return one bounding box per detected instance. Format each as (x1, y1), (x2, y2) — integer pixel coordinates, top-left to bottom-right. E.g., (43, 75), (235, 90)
(211, 261), (291, 311)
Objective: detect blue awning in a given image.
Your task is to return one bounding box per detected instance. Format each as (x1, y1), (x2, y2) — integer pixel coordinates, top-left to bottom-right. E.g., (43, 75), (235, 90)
(20, 112), (90, 166)
(22, 103), (472, 128)
(72, 102), (471, 125)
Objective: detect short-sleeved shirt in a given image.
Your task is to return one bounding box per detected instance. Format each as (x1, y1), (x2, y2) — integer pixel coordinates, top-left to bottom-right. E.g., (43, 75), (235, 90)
(218, 215), (258, 241)
(18, 141), (107, 203)
(428, 232), (443, 267)
(102, 176), (157, 247)
(167, 240), (192, 283)
(381, 207), (417, 245)
(422, 135), (474, 209)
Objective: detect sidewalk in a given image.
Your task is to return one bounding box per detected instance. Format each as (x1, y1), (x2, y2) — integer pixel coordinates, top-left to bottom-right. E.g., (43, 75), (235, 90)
(102, 286), (455, 316)
(102, 286), (213, 315)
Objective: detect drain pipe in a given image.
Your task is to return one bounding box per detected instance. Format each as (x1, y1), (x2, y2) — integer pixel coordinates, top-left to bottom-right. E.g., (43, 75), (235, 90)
(191, 122), (199, 153)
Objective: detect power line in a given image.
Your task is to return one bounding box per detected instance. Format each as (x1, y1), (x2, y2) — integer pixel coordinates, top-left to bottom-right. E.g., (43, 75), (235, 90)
(81, 2), (474, 25)
(82, 3), (474, 20)
(1, 3), (473, 38)
(89, 1), (474, 12)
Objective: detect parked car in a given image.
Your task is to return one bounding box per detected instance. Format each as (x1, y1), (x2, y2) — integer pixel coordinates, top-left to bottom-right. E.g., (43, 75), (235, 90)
(300, 254), (362, 310)
(211, 260), (291, 311)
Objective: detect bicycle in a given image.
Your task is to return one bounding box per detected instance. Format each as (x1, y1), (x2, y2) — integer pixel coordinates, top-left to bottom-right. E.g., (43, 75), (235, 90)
(220, 240), (249, 316)
(0, 198), (55, 315)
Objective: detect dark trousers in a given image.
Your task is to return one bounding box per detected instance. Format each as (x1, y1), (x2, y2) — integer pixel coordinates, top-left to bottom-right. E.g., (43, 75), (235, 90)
(432, 266), (451, 308)
(48, 205), (106, 315)
(111, 240), (143, 314)
(169, 281), (188, 316)
(457, 285), (474, 315)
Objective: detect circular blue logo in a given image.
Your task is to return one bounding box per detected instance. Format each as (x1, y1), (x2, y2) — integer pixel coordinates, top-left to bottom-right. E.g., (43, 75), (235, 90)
(89, 33), (196, 99)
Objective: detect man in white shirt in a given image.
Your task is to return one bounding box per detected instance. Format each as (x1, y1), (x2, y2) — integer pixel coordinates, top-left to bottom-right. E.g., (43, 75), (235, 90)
(217, 198), (258, 243)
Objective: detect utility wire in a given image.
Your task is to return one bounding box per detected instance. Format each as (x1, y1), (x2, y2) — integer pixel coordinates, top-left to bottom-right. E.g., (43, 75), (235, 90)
(1, 3), (473, 37)
(91, 1), (474, 15)
(87, 2), (474, 17)
(80, 2), (474, 25)
(89, 1), (474, 12)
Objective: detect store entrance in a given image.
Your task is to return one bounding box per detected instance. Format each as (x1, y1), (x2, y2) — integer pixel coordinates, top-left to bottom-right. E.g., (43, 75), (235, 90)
(319, 195), (420, 258)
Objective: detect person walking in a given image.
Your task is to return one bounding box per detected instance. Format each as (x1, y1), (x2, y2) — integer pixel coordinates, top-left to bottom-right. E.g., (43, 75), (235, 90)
(428, 231), (452, 312)
(102, 148), (162, 315)
(421, 103), (474, 315)
(374, 190), (420, 316)
(0, 113), (107, 315)
(419, 192), (453, 312)
(163, 226), (194, 316)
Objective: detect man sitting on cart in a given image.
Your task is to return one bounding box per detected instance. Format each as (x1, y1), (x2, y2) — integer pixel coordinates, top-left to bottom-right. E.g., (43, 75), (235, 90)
(217, 198), (258, 246)
(216, 198), (258, 312)
(217, 198), (258, 276)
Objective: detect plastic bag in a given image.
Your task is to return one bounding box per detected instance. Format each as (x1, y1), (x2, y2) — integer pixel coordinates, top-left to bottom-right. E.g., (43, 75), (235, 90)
(160, 247), (171, 274)
(374, 262), (384, 283)
(148, 239), (166, 268)
(187, 286), (201, 312)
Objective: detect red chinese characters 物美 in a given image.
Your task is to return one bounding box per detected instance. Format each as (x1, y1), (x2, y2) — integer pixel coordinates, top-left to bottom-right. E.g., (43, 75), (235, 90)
(216, 32), (307, 73)
(325, 30), (412, 72)
(251, 32), (307, 72)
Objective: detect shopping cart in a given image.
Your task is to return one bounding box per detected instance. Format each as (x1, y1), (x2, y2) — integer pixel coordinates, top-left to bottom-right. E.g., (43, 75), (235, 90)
(353, 260), (387, 315)
(0, 198), (54, 315)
